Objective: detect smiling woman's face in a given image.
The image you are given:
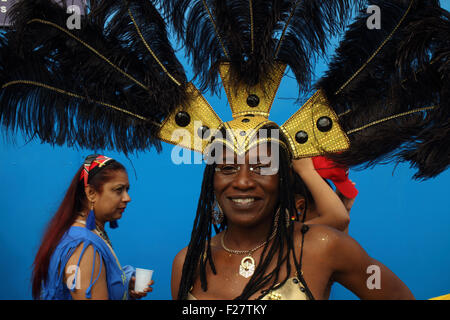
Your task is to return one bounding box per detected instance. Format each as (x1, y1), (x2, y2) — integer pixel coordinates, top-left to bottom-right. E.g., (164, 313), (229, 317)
(213, 143), (280, 228)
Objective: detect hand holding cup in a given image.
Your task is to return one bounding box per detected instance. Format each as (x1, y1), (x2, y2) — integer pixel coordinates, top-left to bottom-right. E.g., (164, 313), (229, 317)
(129, 268), (154, 299)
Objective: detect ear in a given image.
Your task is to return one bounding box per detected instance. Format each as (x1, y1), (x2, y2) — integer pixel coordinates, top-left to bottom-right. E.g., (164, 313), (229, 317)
(295, 196), (306, 214)
(84, 185), (98, 203)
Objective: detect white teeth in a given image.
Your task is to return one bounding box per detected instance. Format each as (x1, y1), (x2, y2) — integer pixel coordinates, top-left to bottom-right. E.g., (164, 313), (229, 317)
(231, 198), (255, 204)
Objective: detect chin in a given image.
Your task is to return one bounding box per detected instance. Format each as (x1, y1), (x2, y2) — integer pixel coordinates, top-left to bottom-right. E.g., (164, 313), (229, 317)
(225, 212), (265, 228)
(110, 213), (122, 221)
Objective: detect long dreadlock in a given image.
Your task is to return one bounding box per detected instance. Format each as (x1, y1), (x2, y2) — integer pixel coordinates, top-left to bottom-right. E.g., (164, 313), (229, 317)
(177, 126), (314, 300)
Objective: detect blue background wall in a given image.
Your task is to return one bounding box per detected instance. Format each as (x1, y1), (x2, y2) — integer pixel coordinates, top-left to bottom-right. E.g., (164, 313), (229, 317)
(0, 2), (449, 300)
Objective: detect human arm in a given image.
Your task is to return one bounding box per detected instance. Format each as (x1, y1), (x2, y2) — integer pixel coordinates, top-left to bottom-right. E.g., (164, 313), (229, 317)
(171, 247), (188, 300)
(328, 230), (414, 299)
(292, 158), (350, 231)
(64, 243), (109, 300)
(335, 182), (356, 233)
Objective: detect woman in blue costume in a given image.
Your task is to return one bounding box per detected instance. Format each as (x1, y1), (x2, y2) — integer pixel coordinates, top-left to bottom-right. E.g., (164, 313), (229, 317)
(31, 154), (154, 300)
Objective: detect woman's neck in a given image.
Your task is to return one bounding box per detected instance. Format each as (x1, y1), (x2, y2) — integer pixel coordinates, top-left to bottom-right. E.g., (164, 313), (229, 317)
(96, 221), (105, 231)
(223, 222), (276, 252)
(76, 212), (105, 231)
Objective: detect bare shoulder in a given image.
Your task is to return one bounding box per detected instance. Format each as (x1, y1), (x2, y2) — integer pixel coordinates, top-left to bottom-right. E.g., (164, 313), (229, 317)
(292, 222), (366, 265)
(293, 222), (345, 250)
(292, 222), (414, 299)
(293, 222), (375, 273)
(172, 246), (188, 273)
(64, 242), (108, 299)
(65, 242), (99, 272)
(171, 245), (189, 299)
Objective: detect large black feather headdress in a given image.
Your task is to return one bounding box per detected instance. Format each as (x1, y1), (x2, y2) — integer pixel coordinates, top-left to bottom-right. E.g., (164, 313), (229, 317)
(164, 0), (365, 94)
(0, 0), (449, 179)
(0, 0), (187, 153)
(316, 0), (450, 178)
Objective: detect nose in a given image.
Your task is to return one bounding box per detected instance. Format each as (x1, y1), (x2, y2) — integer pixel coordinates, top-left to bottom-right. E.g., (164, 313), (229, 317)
(231, 164), (256, 190)
(123, 191), (131, 203)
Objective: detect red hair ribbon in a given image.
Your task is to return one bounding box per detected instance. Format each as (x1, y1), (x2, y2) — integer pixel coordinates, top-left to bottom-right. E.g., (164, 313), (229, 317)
(79, 155), (113, 187)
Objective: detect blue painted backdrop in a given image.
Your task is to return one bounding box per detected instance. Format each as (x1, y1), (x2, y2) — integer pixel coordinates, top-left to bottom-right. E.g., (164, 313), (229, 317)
(0, 2), (449, 300)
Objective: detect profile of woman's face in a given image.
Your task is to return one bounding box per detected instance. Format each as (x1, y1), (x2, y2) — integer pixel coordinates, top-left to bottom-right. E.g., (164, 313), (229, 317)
(91, 170), (131, 223)
(213, 143), (280, 228)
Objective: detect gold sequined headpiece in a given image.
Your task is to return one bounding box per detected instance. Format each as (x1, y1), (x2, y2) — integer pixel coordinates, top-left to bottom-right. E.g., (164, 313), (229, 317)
(0, 0), (444, 182)
(158, 62), (350, 158)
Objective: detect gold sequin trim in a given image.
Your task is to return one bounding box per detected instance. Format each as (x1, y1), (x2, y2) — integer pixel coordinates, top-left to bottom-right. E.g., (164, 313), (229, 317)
(274, 0), (303, 59)
(202, 0), (230, 59)
(1, 80), (154, 123)
(27, 19), (148, 91)
(127, 8), (181, 86)
(334, 0), (415, 95)
(280, 89), (350, 158)
(347, 105), (436, 134)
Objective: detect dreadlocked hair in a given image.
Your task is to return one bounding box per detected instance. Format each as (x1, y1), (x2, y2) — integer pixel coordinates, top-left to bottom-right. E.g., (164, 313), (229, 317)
(177, 125), (314, 300)
(176, 162), (217, 299)
(293, 171), (313, 213)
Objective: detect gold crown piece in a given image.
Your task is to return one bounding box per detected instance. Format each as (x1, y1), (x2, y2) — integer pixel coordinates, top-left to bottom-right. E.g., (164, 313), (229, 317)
(219, 62), (287, 119)
(208, 115), (288, 156)
(159, 65), (350, 158)
(158, 82), (223, 153)
(280, 89), (350, 158)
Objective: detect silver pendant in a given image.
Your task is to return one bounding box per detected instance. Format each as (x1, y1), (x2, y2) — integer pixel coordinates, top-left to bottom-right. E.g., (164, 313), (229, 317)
(239, 256), (255, 278)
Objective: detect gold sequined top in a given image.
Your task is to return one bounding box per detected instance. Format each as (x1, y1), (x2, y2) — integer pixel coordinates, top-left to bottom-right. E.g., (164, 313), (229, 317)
(187, 277), (309, 300)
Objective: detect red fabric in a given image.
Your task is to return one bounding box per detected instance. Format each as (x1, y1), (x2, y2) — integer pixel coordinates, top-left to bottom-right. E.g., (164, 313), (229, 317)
(79, 155), (113, 187)
(312, 156), (358, 199)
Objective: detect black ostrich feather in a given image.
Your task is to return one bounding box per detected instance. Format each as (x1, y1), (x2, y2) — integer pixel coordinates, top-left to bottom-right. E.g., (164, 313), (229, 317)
(316, 0), (449, 179)
(395, 6), (450, 178)
(163, 0), (364, 94)
(0, 0), (187, 154)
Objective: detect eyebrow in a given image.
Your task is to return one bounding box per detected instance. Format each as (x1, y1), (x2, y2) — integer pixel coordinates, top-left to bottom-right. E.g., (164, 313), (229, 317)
(113, 184), (130, 189)
(248, 154), (273, 164)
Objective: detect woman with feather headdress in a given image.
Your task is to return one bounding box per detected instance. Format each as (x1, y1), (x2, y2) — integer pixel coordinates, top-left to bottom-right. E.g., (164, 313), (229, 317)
(163, 0), (445, 300)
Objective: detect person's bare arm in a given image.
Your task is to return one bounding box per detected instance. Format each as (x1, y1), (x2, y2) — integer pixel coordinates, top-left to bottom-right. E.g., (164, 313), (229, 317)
(64, 243), (108, 300)
(335, 184), (356, 234)
(293, 158), (350, 231)
(328, 229), (414, 300)
(171, 247), (188, 300)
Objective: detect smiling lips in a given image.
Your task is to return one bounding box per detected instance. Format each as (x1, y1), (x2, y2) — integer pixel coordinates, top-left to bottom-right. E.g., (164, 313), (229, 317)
(231, 198), (255, 204)
(229, 196), (261, 207)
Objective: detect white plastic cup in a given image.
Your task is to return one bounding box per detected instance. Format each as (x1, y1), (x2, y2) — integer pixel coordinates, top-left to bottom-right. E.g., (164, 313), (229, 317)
(134, 268), (153, 293)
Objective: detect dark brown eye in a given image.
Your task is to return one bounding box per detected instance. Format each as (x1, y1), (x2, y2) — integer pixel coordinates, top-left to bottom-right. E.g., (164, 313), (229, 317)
(216, 165), (239, 175)
(250, 163), (275, 175)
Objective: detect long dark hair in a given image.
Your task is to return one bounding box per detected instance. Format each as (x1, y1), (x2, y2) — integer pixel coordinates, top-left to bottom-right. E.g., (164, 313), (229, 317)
(31, 159), (125, 299)
(177, 127), (314, 300)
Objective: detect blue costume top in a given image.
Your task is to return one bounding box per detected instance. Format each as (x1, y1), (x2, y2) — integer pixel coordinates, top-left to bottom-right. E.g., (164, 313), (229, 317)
(40, 226), (135, 300)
